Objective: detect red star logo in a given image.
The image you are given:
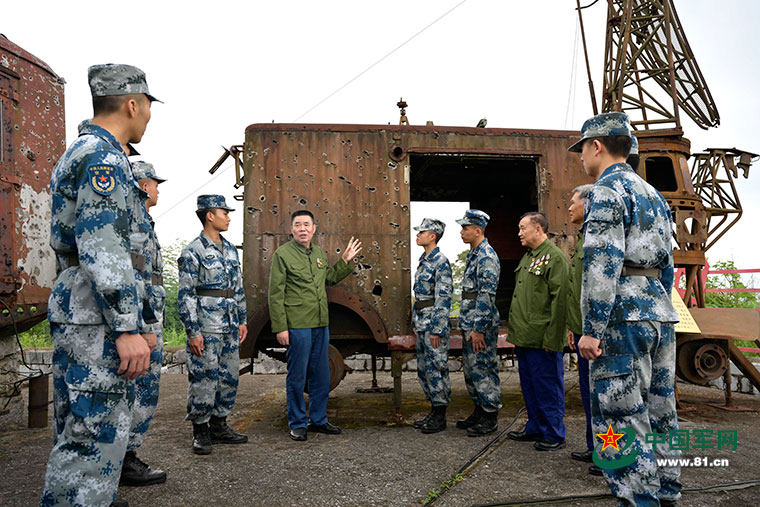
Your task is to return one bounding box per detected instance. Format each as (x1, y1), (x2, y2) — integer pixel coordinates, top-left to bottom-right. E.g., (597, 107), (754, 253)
(99, 175), (108, 182)
(597, 424), (625, 451)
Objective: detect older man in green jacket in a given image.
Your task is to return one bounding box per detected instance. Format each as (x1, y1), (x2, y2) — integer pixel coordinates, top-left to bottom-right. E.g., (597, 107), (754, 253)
(268, 210), (362, 441)
(507, 211), (569, 451)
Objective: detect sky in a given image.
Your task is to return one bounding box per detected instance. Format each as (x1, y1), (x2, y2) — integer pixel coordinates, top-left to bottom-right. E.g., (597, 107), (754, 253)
(8, 0), (760, 276)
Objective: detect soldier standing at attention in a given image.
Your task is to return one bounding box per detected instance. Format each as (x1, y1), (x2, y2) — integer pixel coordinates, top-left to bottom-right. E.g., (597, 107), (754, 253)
(454, 209), (502, 436)
(178, 195), (248, 455)
(118, 161), (168, 486)
(42, 64), (158, 506)
(268, 210), (362, 441)
(411, 218), (453, 434)
(506, 212), (569, 451)
(565, 184), (603, 475)
(569, 112), (681, 506)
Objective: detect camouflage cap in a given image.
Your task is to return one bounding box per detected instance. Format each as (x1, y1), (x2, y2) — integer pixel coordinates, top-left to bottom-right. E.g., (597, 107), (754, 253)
(567, 112), (631, 152)
(197, 194), (234, 211)
(629, 135), (639, 155)
(132, 161), (167, 184)
(456, 209), (490, 228)
(88, 63), (162, 102)
(413, 218), (446, 236)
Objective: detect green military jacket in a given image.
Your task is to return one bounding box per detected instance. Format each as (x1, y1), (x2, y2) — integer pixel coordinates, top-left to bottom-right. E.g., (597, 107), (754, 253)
(268, 239), (354, 333)
(507, 238), (569, 351)
(566, 232), (584, 336)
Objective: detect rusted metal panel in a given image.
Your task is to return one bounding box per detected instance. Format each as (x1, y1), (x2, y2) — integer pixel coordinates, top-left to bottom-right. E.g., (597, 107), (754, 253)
(0, 36), (64, 336)
(241, 123), (590, 353)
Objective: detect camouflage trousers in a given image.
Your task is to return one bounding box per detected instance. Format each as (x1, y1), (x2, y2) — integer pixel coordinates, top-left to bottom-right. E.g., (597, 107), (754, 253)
(590, 321), (681, 506)
(127, 330), (163, 451)
(185, 330), (239, 424)
(461, 327), (502, 412)
(415, 330), (451, 407)
(41, 323), (133, 507)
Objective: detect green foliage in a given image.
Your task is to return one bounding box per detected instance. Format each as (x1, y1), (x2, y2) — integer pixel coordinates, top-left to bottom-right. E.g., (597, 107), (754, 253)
(161, 239), (188, 345)
(420, 474), (464, 505)
(705, 259), (759, 309)
(19, 320), (52, 348)
(449, 249), (469, 317)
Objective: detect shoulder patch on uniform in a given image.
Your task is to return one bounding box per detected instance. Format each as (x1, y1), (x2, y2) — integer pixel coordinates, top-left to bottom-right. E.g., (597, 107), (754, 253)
(87, 165), (118, 195)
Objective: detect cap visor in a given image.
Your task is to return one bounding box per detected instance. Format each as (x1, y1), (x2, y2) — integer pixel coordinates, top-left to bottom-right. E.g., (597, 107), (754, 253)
(567, 139), (584, 153)
(146, 93), (163, 104)
(154, 177), (167, 184)
(455, 219), (470, 226)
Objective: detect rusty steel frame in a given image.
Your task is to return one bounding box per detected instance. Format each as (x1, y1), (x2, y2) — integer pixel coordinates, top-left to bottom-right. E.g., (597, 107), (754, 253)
(600, 0), (719, 131)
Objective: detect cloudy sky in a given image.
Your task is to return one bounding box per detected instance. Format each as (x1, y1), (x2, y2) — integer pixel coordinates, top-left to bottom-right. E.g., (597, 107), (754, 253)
(8, 0), (760, 275)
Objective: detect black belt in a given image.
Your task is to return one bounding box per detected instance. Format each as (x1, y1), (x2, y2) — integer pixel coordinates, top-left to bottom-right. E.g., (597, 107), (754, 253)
(152, 273), (164, 286)
(197, 288), (235, 298)
(462, 291), (477, 300)
(414, 299), (434, 310)
(62, 252), (146, 271)
(621, 266), (661, 277)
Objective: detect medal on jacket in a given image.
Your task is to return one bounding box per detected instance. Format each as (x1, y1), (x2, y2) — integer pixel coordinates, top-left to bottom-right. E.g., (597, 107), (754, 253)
(316, 257), (324, 268)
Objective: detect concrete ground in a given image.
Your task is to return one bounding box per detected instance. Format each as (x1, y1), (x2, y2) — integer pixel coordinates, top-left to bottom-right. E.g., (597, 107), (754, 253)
(1, 367), (759, 506)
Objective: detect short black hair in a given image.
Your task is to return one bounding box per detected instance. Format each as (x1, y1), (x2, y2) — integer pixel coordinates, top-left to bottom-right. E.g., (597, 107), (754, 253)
(520, 211), (549, 233)
(92, 93), (147, 116)
(196, 208), (211, 225)
(291, 209), (314, 224)
(586, 135), (633, 159)
(627, 153), (640, 170)
(432, 230), (444, 243)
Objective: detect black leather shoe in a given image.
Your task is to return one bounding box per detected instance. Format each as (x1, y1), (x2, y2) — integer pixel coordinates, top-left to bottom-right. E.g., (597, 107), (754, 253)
(467, 411), (498, 437)
(534, 439), (567, 451)
(420, 406), (447, 434)
(588, 465), (603, 476)
(507, 428), (542, 442)
(120, 450), (167, 486)
(110, 501), (128, 507)
(659, 500), (678, 507)
(571, 449), (594, 462)
(209, 416), (248, 444)
(192, 423), (212, 455)
(307, 422), (342, 434)
(290, 427), (307, 441)
(456, 406), (484, 429)
(413, 410), (434, 429)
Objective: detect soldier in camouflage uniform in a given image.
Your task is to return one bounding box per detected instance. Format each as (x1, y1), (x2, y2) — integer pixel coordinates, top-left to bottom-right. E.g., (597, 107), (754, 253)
(454, 210), (502, 436)
(411, 218), (453, 434)
(178, 195), (248, 455)
(118, 161), (168, 487)
(569, 113), (681, 506)
(506, 212), (569, 451)
(41, 64), (159, 507)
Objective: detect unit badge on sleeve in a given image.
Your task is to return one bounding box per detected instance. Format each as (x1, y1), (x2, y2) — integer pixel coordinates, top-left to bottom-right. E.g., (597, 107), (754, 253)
(88, 165), (118, 195)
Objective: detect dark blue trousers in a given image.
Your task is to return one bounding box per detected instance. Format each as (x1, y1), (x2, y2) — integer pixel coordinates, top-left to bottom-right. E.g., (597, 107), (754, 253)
(516, 346), (566, 442)
(574, 333), (593, 450)
(286, 326), (330, 429)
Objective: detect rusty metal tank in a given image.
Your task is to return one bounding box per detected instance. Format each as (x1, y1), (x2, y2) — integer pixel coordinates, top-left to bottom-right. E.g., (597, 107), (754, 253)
(0, 35), (64, 338)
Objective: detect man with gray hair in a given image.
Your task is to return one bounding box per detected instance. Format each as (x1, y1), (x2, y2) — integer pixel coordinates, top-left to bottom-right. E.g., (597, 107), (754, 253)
(565, 184), (602, 476)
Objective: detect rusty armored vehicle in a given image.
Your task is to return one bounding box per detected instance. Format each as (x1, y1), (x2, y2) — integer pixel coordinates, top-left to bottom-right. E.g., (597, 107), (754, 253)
(211, 0), (759, 413)
(0, 34), (64, 423)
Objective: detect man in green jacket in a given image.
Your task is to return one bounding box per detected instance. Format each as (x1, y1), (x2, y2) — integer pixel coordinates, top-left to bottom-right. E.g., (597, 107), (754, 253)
(268, 210), (362, 441)
(507, 212), (569, 451)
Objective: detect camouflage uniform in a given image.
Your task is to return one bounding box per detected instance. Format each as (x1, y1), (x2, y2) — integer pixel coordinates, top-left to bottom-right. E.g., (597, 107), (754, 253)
(412, 219), (453, 408)
(41, 64), (160, 507)
(456, 211), (502, 413)
(572, 113), (681, 506)
(127, 162), (167, 455)
(178, 197), (246, 425)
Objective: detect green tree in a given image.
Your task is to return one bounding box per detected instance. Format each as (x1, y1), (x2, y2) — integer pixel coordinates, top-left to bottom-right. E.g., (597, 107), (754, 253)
(705, 259), (759, 309)
(161, 239), (188, 346)
(450, 249), (469, 316)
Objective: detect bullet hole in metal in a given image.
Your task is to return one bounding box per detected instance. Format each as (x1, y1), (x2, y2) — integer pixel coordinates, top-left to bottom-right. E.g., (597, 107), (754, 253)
(363, 150), (373, 156)
(272, 139), (278, 144)
(367, 186), (376, 192)
(336, 248), (341, 253)
(287, 175), (292, 179)
(384, 192), (390, 196)
(323, 197), (329, 202)
(261, 247), (269, 252)
(389, 222), (400, 228)
(315, 202), (320, 207)
(259, 195), (266, 202)
(263, 256), (268, 261)
(275, 175), (281, 180)
(401, 205), (409, 212)
(388, 161), (397, 170)
(362, 264), (372, 270)
(247, 207), (262, 214)
(299, 198), (307, 205)
(271, 205), (278, 215)
(383, 175), (388, 181)
(394, 187), (400, 191)
(372, 283), (383, 296)
(356, 186), (360, 192)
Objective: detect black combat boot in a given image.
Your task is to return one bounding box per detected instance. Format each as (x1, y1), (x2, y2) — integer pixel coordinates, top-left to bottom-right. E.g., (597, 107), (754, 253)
(456, 405), (484, 429)
(467, 409), (498, 436)
(120, 450), (167, 486)
(109, 501), (128, 507)
(421, 405), (447, 434)
(209, 415), (248, 444)
(192, 422), (212, 455)
(412, 407), (434, 429)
